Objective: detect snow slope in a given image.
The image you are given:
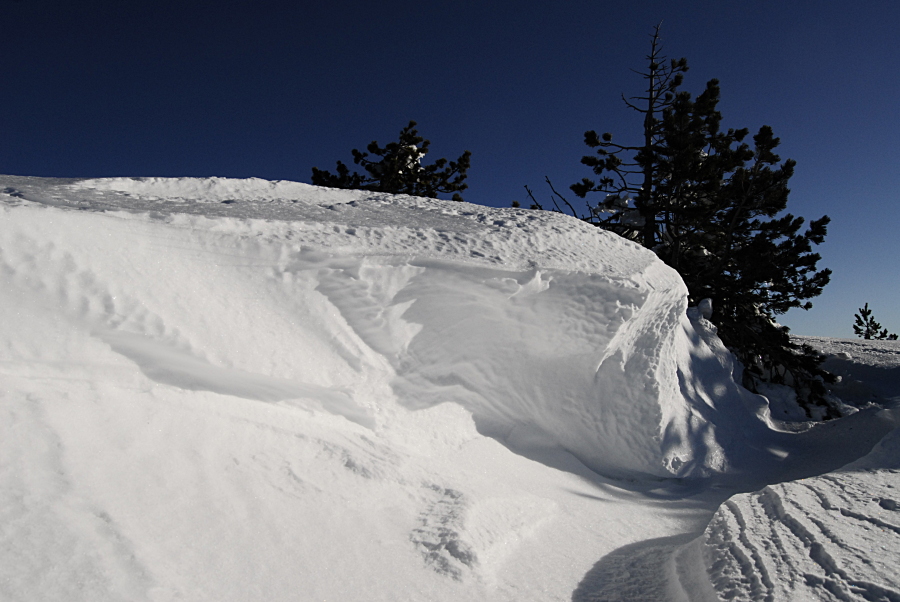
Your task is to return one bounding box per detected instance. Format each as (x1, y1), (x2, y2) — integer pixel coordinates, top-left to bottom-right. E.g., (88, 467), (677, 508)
(1, 176), (898, 601)
(674, 440), (900, 602)
(0, 175), (750, 479)
(668, 339), (900, 602)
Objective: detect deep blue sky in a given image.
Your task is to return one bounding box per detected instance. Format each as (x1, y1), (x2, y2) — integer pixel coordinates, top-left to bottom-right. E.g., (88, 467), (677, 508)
(2, 0), (897, 338)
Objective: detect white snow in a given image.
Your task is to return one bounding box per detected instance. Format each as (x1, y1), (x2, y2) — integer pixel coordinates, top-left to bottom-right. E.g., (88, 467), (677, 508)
(1, 175), (898, 601)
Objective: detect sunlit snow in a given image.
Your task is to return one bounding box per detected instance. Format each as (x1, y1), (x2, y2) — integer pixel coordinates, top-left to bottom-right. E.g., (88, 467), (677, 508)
(1, 176), (898, 601)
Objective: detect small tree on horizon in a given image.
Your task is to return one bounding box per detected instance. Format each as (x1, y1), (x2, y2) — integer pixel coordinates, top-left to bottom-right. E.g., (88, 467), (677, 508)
(853, 303), (898, 340)
(311, 121), (471, 202)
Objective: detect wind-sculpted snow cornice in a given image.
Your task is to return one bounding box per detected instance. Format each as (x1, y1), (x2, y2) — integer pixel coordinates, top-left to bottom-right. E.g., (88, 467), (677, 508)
(0, 175), (669, 281)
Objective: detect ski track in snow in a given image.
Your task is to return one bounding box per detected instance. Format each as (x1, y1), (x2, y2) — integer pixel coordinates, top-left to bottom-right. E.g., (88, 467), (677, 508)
(676, 467), (900, 602)
(1, 176), (899, 601)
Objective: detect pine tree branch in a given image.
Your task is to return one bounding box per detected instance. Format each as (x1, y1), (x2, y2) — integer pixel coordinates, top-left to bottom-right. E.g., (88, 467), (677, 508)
(545, 176), (581, 219)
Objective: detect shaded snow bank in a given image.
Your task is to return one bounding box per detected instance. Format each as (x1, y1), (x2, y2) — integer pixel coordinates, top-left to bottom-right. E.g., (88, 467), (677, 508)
(0, 175), (766, 479)
(673, 413), (900, 602)
(666, 339), (900, 602)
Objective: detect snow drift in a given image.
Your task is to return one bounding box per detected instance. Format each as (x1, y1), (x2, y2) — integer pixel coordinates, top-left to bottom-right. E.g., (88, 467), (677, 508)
(3, 176), (897, 601)
(669, 340), (900, 602)
(0, 175), (747, 479)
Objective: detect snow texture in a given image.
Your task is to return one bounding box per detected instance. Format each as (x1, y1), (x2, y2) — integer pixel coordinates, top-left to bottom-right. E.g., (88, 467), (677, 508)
(1, 175), (898, 601)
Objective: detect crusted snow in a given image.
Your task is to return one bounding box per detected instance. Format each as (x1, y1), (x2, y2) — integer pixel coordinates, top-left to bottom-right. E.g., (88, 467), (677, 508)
(1, 176), (898, 601)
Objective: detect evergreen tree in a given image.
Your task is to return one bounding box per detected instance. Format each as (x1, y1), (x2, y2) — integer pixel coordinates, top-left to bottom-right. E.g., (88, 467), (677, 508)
(311, 121), (471, 202)
(853, 303), (898, 340)
(571, 26), (834, 411)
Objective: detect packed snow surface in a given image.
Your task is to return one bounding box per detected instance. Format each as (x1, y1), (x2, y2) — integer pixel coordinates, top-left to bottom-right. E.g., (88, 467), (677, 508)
(1, 176), (898, 601)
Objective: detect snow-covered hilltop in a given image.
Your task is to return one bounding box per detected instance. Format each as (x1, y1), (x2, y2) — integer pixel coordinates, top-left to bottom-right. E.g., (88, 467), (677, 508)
(2, 176), (898, 601)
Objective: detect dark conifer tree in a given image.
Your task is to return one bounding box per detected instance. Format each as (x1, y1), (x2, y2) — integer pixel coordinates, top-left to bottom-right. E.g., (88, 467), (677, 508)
(311, 121), (471, 202)
(853, 304), (898, 340)
(571, 26), (834, 411)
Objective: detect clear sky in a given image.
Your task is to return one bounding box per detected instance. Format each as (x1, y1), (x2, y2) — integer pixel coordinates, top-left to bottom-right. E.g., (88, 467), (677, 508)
(2, 0), (897, 338)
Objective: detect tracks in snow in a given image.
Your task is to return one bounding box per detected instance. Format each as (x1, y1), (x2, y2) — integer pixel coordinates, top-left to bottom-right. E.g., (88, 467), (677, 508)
(695, 469), (900, 601)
